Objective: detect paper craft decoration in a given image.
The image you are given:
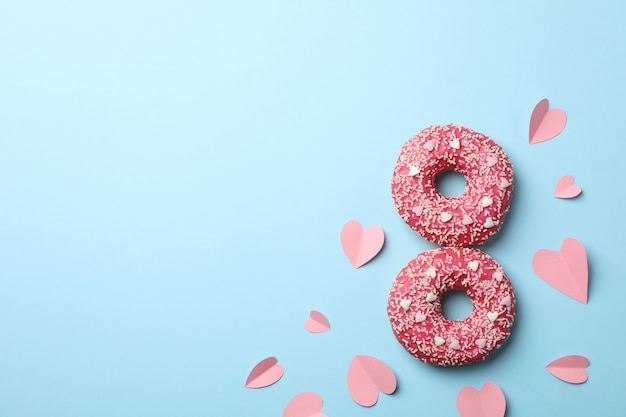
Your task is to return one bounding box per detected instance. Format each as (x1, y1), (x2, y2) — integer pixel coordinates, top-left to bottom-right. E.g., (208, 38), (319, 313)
(245, 356), (284, 388)
(346, 355), (397, 407)
(340, 220), (384, 268)
(554, 175), (582, 199)
(546, 355), (589, 384)
(529, 98), (567, 144)
(532, 238), (588, 304)
(282, 392), (328, 417)
(304, 310), (330, 333)
(456, 382), (506, 417)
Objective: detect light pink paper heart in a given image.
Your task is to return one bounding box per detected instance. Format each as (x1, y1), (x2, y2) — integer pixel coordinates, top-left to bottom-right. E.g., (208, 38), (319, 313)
(546, 355), (589, 384)
(462, 214), (473, 225)
(304, 310), (330, 333)
(456, 382), (506, 417)
(554, 175), (582, 199)
(499, 295), (511, 308)
(340, 220), (384, 268)
(423, 140), (434, 151)
(245, 356), (284, 388)
(282, 392), (327, 417)
(486, 155), (497, 167)
(529, 98), (567, 144)
(492, 271), (503, 282)
(475, 339), (487, 349)
(347, 355), (397, 407)
(532, 238), (588, 304)
(414, 312), (426, 323)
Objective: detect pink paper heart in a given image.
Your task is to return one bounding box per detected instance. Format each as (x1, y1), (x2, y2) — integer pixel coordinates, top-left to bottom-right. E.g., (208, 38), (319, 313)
(529, 98), (567, 144)
(347, 355), (397, 407)
(412, 205), (423, 216)
(450, 339), (461, 350)
(499, 178), (511, 189)
(423, 140), (434, 151)
(486, 155), (497, 167)
(414, 312), (426, 323)
(456, 382), (506, 417)
(245, 356), (284, 388)
(554, 175), (582, 199)
(461, 214), (473, 225)
(546, 355), (589, 384)
(475, 339), (487, 349)
(499, 295), (511, 308)
(492, 271), (503, 282)
(282, 392), (328, 417)
(304, 310), (330, 333)
(532, 238), (588, 304)
(340, 220), (384, 268)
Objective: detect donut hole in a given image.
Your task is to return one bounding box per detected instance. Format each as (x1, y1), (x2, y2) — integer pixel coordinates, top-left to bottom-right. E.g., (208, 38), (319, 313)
(434, 170), (467, 197)
(441, 290), (473, 320)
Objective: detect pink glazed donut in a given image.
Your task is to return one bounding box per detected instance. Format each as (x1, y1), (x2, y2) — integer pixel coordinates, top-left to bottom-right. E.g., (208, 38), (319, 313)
(387, 246), (515, 366)
(391, 124), (514, 246)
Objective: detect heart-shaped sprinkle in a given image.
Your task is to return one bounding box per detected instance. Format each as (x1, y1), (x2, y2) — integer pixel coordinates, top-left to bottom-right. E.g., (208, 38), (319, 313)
(468, 260), (479, 272)
(440, 212), (452, 222)
(412, 205), (423, 216)
(484, 218), (495, 228)
(461, 215), (473, 225)
(450, 340), (461, 350)
(434, 336), (445, 346)
(423, 140), (434, 151)
(486, 155), (498, 167)
(408, 166), (419, 176)
(426, 293), (437, 302)
(425, 266), (436, 278)
(499, 296), (512, 308)
(414, 312), (426, 323)
(245, 357), (285, 388)
(475, 339), (487, 349)
(399, 299), (412, 311)
(492, 271), (503, 281)
(554, 175), (582, 199)
(546, 355), (590, 384)
(457, 382), (506, 417)
(487, 312), (498, 322)
(499, 178), (511, 188)
(283, 392), (328, 417)
(304, 310), (330, 333)
(340, 220), (385, 268)
(529, 98), (567, 144)
(347, 355), (397, 407)
(481, 196), (493, 208)
(450, 138), (460, 149)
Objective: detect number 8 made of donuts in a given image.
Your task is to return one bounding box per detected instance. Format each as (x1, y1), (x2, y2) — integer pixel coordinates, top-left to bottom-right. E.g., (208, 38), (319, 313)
(388, 125), (515, 366)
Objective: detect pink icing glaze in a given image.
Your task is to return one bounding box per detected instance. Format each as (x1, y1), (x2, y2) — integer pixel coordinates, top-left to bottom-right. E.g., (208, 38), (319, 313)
(391, 125), (514, 246)
(387, 247), (515, 366)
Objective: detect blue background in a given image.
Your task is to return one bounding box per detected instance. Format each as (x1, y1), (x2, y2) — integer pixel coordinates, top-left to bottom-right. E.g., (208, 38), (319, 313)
(1, 1), (625, 416)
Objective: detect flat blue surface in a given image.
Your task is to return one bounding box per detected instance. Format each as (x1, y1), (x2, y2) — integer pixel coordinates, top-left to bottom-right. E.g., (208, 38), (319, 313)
(1, 1), (625, 416)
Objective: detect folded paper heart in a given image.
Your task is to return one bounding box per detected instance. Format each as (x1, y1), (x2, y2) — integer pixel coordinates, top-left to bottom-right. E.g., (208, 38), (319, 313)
(245, 356), (284, 388)
(304, 310), (330, 333)
(554, 175), (582, 199)
(546, 355), (589, 384)
(456, 382), (506, 417)
(532, 238), (588, 304)
(282, 392), (327, 417)
(529, 98), (567, 144)
(340, 220), (384, 268)
(346, 355), (397, 407)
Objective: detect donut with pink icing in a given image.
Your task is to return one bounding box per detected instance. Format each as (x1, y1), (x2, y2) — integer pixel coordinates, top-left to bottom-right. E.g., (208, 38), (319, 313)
(391, 124), (514, 246)
(387, 246), (515, 366)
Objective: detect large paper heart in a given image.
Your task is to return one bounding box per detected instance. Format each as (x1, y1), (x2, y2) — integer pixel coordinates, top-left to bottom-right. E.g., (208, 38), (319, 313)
(245, 356), (284, 388)
(340, 220), (384, 268)
(546, 355), (589, 384)
(304, 310), (330, 333)
(529, 98), (567, 144)
(346, 355), (397, 407)
(282, 392), (327, 417)
(532, 238), (588, 304)
(554, 175), (582, 199)
(456, 382), (506, 417)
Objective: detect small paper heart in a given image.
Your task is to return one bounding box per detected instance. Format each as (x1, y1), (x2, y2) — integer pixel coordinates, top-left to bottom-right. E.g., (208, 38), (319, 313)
(481, 196), (493, 208)
(461, 214), (473, 225)
(468, 260), (479, 272)
(457, 382), (506, 417)
(484, 218), (495, 228)
(245, 357), (284, 388)
(412, 205), (423, 215)
(434, 336), (445, 346)
(426, 293), (437, 302)
(414, 312), (426, 323)
(425, 266), (436, 278)
(304, 310), (330, 333)
(450, 138), (460, 149)
(554, 175), (582, 199)
(499, 178), (511, 189)
(340, 220), (385, 268)
(423, 140), (434, 151)
(529, 98), (567, 144)
(492, 271), (503, 282)
(450, 340), (461, 350)
(546, 355), (589, 384)
(487, 312), (498, 322)
(499, 296), (512, 308)
(486, 155), (498, 167)
(347, 355), (397, 407)
(475, 339), (487, 349)
(283, 392), (328, 417)
(441, 212), (452, 222)
(408, 165), (419, 176)
(399, 299), (412, 311)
